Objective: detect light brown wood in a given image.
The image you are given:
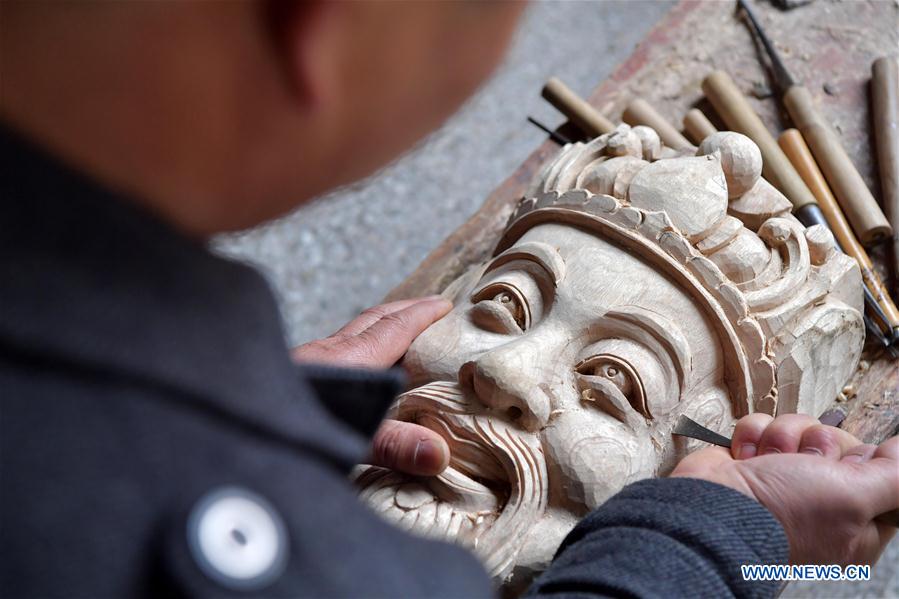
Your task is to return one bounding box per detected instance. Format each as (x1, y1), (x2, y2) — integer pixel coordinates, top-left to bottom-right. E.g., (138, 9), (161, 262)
(785, 85), (893, 245)
(872, 56), (899, 277)
(542, 77), (614, 138)
(384, 0), (897, 449)
(779, 129), (899, 330)
(683, 108), (718, 145)
(702, 71), (818, 211)
(839, 354), (899, 445)
(623, 98), (693, 150)
(363, 125), (868, 585)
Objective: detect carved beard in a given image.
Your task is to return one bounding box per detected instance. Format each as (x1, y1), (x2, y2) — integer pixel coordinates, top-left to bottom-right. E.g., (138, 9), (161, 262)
(355, 381), (548, 581)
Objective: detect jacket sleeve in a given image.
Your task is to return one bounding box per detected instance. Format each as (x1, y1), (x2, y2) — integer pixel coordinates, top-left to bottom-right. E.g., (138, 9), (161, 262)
(526, 477), (789, 599)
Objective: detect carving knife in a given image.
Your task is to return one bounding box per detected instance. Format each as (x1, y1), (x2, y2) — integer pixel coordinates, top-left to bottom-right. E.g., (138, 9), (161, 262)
(673, 415), (899, 527)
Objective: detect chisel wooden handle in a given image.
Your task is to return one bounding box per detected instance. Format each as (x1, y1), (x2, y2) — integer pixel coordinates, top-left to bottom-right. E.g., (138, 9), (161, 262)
(784, 85), (892, 246)
(780, 129), (899, 330)
(872, 56), (899, 276)
(683, 108), (718, 145)
(702, 71), (818, 211)
(542, 77), (614, 139)
(623, 98), (693, 150)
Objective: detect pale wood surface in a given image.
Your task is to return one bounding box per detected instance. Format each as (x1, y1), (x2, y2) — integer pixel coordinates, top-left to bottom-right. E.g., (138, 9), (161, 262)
(386, 0), (899, 443)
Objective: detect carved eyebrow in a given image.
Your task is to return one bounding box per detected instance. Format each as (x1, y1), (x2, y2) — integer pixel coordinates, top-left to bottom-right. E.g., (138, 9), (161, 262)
(602, 307), (690, 395)
(484, 241), (566, 286)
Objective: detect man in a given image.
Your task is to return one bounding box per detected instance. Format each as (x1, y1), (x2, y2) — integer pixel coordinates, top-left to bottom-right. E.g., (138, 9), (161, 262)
(1, 2), (896, 598)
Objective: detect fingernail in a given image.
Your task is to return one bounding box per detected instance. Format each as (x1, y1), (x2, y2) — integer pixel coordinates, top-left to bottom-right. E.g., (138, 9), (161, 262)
(842, 453), (867, 464)
(739, 443), (757, 459)
(413, 439), (445, 472)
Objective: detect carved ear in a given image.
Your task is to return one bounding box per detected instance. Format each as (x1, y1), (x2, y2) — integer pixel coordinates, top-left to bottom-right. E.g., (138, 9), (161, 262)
(771, 300), (865, 417)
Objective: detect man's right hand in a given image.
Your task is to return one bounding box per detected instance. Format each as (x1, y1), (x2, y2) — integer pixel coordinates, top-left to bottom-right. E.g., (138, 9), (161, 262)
(672, 414), (899, 566)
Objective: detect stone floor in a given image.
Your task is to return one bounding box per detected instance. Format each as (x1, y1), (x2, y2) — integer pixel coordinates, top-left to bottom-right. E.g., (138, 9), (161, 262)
(216, 1), (898, 596)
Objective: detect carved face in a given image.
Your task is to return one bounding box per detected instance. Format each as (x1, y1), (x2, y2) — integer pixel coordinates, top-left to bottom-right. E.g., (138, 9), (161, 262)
(358, 127), (864, 585)
(357, 222), (731, 584)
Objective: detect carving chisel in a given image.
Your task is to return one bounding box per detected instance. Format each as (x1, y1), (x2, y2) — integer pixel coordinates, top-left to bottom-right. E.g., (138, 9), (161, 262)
(683, 108), (718, 145)
(779, 129), (899, 348)
(526, 116), (573, 146)
(736, 0), (892, 246)
(702, 70), (899, 347)
(623, 98), (693, 150)
(542, 77), (614, 139)
(673, 415), (899, 527)
(872, 56), (899, 287)
(701, 69), (827, 230)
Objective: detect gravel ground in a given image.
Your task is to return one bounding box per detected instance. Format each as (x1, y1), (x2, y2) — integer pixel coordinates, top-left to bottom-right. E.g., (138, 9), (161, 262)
(216, 1), (898, 596)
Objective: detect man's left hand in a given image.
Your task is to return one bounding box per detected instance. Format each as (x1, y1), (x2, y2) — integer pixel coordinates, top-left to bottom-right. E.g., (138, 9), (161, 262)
(292, 296), (453, 476)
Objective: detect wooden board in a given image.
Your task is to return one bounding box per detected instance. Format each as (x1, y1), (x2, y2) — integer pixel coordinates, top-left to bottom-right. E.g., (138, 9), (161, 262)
(386, 0), (899, 443)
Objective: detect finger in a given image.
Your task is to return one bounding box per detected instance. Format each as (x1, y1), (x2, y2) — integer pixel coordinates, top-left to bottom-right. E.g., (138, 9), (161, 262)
(349, 298), (452, 367)
(871, 437), (899, 526)
(332, 297), (442, 338)
(671, 446), (733, 478)
(841, 443), (878, 463)
(731, 413), (774, 459)
(370, 420), (450, 476)
(798, 424), (861, 459)
(757, 413), (820, 456)
(670, 447), (756, 499)
(848, 439), (899, 523)
(873, 435), (899, 461)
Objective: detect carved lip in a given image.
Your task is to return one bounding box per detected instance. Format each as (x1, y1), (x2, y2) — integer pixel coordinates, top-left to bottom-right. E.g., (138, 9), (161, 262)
(358, 381), (548, 580)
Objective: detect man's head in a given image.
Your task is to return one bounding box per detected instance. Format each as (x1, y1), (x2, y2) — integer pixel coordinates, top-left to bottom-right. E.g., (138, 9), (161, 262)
(356, 126), (865, 586)
(0, 1), (525, 234)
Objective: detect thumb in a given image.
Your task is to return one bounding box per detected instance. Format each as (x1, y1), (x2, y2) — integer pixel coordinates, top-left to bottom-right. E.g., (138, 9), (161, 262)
(370, 420), (450, 476)
(671, 446), (734, 477)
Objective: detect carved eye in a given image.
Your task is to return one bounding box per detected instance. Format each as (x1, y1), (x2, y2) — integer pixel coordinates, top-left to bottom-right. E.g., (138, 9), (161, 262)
(575, 354), (651, 422)
(470, 282), (531, 334)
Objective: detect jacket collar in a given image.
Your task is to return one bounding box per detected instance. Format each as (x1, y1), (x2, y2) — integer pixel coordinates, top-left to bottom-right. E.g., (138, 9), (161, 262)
(0, 124), (395, 469)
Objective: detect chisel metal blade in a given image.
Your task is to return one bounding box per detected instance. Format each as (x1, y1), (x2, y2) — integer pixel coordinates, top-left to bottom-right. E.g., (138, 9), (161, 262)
(673, 415), (732, 448)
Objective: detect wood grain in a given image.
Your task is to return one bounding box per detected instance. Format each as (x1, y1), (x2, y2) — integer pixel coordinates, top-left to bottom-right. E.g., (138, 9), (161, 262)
(385, 0), (899, 442)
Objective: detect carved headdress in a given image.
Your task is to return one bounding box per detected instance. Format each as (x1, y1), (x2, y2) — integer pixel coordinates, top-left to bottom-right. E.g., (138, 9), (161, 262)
(496, 125), (864, 418)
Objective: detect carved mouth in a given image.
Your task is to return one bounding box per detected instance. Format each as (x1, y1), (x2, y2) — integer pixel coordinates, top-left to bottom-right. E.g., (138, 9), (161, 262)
(355, 381), (548, 581)
(401, 382), (511, 501)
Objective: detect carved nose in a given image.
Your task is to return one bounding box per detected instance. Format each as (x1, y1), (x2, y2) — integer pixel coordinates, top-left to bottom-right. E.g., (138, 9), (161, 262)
(458, 349), (552, 431)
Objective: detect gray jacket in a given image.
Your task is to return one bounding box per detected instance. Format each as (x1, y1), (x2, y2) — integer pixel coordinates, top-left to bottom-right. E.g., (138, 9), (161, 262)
(1, 125), (787, 598)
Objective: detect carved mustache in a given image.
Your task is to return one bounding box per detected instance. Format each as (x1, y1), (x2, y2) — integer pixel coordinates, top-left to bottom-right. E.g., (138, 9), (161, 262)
(359, 381), (548, 580)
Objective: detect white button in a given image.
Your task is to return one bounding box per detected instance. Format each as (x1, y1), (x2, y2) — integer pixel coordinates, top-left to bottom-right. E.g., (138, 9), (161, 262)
(187, 487), (288, 590)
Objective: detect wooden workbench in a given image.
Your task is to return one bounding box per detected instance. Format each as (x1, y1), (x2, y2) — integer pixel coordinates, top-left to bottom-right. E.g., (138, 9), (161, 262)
(386, 0), (899, 444)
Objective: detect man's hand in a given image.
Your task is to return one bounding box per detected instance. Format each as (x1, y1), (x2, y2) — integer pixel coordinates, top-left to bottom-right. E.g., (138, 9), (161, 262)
(672, 414), (898, 566)
(292, 296), (453, 476)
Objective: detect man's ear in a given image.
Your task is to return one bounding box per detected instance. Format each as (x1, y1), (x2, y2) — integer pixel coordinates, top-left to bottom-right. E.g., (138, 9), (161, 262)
(265, 0), (343, 109)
